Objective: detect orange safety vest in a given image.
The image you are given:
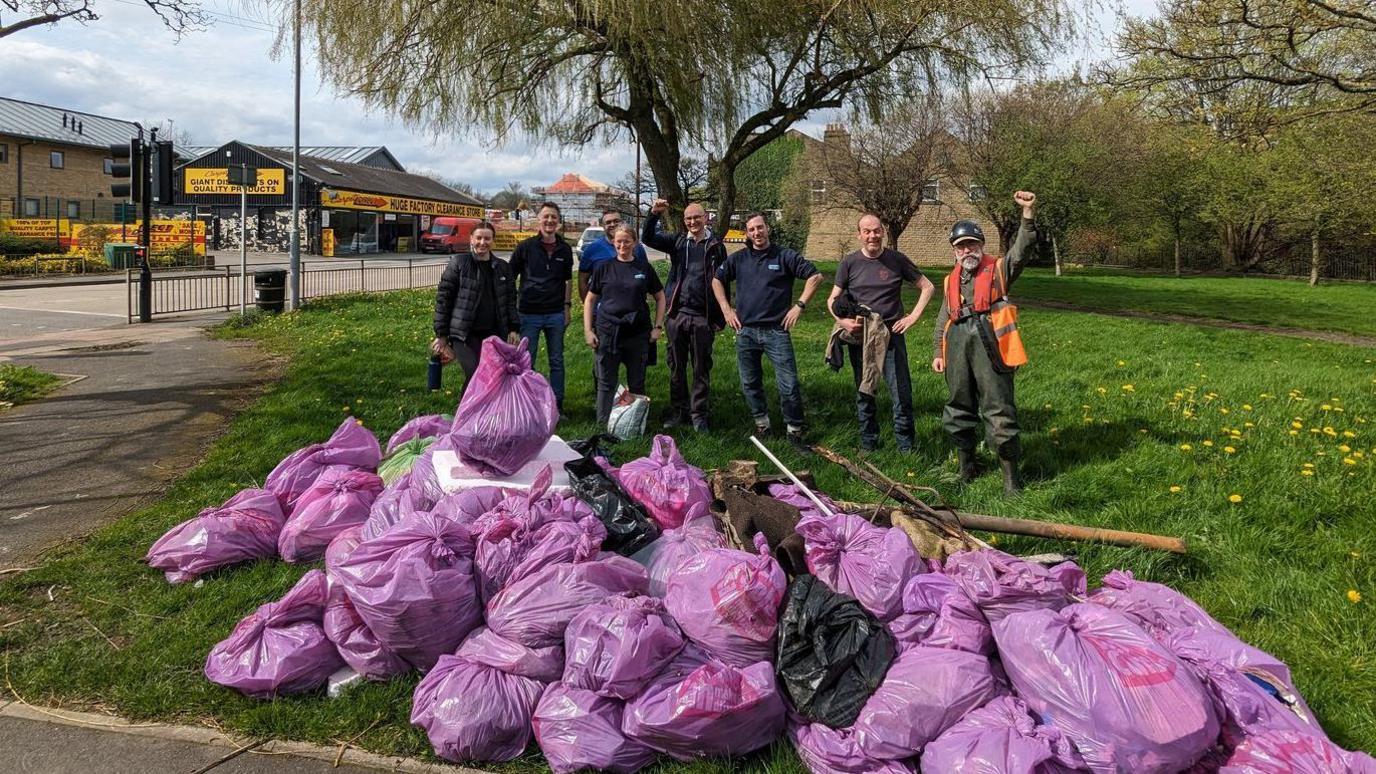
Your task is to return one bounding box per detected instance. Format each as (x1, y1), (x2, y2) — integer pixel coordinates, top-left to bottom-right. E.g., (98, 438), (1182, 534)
(940, 255), (1027, 368)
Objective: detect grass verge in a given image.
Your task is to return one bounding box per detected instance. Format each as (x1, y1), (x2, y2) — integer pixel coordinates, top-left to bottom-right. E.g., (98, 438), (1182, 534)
(1, 279), (1373, 767)
(1013, 266), (1376, 338)
(0, 364), (62, 409)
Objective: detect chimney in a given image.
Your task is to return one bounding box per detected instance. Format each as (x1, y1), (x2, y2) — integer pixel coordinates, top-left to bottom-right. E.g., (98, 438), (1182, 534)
(78, 121), (84, 135)
(62, 113), (69, 129)
(823, 122), (850, 149)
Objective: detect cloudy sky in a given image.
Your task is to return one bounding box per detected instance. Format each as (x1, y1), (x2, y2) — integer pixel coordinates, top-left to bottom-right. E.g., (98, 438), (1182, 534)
(3, 0), (1159, 197)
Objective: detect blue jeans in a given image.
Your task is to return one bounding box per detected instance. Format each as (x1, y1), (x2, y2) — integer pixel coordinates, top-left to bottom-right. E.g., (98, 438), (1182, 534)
(735, 325), (804, 431)
(520, 312), (566, 407)
(848, 331), (914, 449)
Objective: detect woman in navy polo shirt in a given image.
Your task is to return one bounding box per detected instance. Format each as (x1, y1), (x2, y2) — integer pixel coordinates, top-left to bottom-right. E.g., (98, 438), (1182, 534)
(583, 224), (666, 425)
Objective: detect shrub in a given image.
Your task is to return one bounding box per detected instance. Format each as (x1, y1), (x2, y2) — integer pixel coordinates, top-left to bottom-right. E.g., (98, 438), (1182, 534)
(0, 232), (62, 258)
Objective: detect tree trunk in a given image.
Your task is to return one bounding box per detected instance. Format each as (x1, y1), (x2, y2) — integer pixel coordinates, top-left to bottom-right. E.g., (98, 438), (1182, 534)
(1052, 234), (1062, 277)
(1174, 236), (1181, 278)
(715, 162), (739, 238)
(887, 221), (907, 251)
(1309, 230), (1322, 287)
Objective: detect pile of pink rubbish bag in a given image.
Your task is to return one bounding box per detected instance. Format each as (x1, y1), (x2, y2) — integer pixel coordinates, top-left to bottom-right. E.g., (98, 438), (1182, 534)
(145, 339), (1372, 773)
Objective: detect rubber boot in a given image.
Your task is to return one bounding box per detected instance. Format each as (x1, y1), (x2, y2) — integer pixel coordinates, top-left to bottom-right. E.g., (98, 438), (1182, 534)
(957, 448), (980, 483)
(1000, 456), (1023, 496)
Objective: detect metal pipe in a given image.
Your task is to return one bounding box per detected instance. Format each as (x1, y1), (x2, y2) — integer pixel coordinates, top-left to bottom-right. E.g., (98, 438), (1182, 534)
(748, 435), (835, 517)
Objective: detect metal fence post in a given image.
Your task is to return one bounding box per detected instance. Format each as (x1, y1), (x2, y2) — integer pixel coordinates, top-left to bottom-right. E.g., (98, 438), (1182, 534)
(126, 268), (133, 324)
(408, 258), (413, 289)
(225, 266), (232, 312)
(360, 259), (366, 292)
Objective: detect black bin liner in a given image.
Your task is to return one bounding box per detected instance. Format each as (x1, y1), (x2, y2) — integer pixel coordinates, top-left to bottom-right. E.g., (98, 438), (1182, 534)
(564, 454), (660, 556)
(776, 574), (896, 728)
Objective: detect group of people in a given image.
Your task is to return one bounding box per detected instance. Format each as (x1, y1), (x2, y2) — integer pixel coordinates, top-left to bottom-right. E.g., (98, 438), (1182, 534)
(432, 191), (1039, 494)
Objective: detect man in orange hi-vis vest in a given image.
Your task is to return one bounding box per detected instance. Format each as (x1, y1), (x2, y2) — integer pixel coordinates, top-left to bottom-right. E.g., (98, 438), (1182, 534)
(931, 191), (1037, 495)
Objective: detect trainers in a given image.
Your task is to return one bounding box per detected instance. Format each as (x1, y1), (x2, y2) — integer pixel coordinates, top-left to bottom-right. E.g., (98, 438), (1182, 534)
(753, 419), (772, 437)
(662, 412), (687, 429)
(787, 429), (808, 451)
(860, 438), (878, 453)
(692, 418), (710, 433)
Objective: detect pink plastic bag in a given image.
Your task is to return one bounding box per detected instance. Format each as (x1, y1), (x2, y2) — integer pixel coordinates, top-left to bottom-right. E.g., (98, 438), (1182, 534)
(888, 572), (993, 655)
(322, 528), (408, 680)
(798, 513), (921, 622)
(486, 556), (649, 649)
(851, 646), (1004, 760)
(664, 533), (787, 666)
(452, 337), (559, 476)
(769, 483), (840, 522)
(615, 435), (713, 530)
(203, 569), (343, 698)
(264, 418), (381, 511)
(386, 413), (453, 455)
(146, 488), (286, 583)
(331, 512), (482, 671)
(563, 593), (685, 699)
(407, 433), (457, 506)
(922, 695), (1086, 774)
(361, 482), (429, 540)
(278, 468), (384, 563)
(791, 722), (918, 774)
(410, 652), (546, 763)
(622, 657), (786, 761)
(430, 485), (510, 526)
(533, 684), (658, 774)
(945, 550), (1086, 625)
(995, 603), (1220, 773)
(632, 502), (726, 597)
(457, 626), (565, 683)
(1091, 569), (1232, 642)
(1220, 729), (1375, 773)
(1165, 627), (1317, 748)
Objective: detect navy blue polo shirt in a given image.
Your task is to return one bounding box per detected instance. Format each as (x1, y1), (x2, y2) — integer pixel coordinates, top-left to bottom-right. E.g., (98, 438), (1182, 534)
(590, 258), (664, 334)
(716, 243), (819, 327)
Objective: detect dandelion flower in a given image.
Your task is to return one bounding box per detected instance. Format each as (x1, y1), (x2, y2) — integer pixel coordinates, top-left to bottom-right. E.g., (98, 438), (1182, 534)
(1169, 485), (1182, 493)
(1228, 494), (1243, 504)
(1242, 404), (1253, 411)
(1340, 445), (1352, 453)
(1122, 384), (1135, 392)
(1117, 360), (1126, 367)
(1224, 446), (1236, 454)
(1292, 421), (1303, 429)
(1203, 440), (1214, 447)
(1301, 470), (1314, 476)
(342, 405), (350, 412)
(1343, 430), (1357, 438)
(1322, 404), (1333, 411)
(1344, 458), (1357, 466)
(1180, 444), (1193, 451)
(1349, 590), (1363, 604)
(1303, 463), (1315, 468)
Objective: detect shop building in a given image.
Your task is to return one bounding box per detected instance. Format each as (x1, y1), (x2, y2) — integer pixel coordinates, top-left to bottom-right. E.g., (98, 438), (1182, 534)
(176, 141), (483, 255)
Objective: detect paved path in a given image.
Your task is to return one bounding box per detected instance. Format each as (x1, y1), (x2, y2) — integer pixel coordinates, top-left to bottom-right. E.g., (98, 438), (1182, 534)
(0, 320), (269, 567)
(0, 703), (465, 773)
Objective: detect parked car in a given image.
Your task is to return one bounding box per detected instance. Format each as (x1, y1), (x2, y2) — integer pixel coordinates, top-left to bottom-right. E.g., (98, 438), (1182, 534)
(420, 217), (481, 253)
(575, 226), (605, 258)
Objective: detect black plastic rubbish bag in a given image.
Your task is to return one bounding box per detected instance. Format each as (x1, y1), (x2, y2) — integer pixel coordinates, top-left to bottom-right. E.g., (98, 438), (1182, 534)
(568, 434), (620, 464)
(564, 455), (660, 556)
(776, 574), (896, 729)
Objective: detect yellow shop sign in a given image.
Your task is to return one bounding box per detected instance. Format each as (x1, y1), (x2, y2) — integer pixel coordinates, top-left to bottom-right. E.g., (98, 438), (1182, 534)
(184, 168), (286, 195)
(320, 188), (483, 218)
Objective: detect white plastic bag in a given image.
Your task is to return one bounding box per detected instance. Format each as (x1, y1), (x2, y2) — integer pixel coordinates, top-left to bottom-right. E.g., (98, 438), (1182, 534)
(608, 386), (650, 440)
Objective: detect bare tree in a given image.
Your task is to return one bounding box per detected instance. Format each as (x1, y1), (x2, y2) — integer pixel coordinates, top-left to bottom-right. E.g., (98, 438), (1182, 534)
(1, 0), (206, 39)
(820, 96), (951, 248)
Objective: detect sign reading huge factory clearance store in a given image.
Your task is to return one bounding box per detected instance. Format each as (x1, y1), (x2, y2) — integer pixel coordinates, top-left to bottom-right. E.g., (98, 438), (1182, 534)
(320, 188), (484, 218)
(184, 168), (286, 195)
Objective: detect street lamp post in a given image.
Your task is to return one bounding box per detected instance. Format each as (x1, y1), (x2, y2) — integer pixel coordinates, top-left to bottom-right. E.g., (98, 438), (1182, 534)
(288, 0), (302, 309)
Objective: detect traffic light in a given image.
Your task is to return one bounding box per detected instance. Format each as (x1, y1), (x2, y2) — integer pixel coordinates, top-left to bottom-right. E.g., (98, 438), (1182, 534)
(149, 140), (175, 204)
(108, 139), (144, 202)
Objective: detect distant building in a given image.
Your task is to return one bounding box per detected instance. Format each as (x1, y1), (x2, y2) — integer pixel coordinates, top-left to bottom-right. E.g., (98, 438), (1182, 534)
(181, 145), (405, 172)
(530, 173), (635, 227)
(790, 125), (998, 265)
(177, 141), (484, 255)
(0, 97), (188, 222)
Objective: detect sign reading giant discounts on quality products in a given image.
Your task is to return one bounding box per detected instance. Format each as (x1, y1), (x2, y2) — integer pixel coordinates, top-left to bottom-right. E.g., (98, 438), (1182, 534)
(185, 168), (287, 195)
(320, 188), (484, 218)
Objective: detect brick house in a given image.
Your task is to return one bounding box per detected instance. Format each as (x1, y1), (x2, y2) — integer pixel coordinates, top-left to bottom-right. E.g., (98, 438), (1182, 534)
(530, 173), (636, 228)
(791, 125), (999, 267)
(0, 97), (146, 221)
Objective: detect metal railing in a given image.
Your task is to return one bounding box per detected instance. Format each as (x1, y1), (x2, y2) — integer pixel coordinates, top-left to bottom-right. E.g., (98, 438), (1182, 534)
(126, 257), (448, 323)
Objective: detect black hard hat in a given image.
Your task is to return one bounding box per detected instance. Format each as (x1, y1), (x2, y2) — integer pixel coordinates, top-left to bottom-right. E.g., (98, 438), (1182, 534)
(949, 220), (985, 245)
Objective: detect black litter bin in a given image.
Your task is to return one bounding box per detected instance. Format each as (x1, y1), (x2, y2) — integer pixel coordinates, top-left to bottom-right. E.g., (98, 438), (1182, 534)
(253, 269), (287, 313)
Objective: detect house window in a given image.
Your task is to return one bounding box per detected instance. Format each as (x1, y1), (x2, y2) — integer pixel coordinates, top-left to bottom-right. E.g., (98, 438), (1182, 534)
(50, 151), (64, 169)
(0, 143), (8, 163)
(810, 179), (827, 204)
(66, 201), (81, 219)
(921, 179), (940, 203)
(104, 158), (114, 174)
(23, 198), (40, 216)
(967, 184), (988, 202)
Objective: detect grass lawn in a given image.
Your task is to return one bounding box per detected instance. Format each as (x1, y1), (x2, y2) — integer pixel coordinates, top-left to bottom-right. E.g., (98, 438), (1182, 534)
(0, 363), (61, 408)
(1013, 266), (1376, 338)
(1, 273), (1374, 768)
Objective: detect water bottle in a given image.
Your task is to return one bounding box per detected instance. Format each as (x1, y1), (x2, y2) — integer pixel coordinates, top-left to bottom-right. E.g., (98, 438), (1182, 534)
(427, 354), (443, 391)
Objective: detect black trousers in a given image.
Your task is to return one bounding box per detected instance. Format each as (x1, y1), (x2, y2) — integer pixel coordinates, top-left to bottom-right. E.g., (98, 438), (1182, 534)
(595, 327), (649, 425)
(666, 310), (715, 421)
(451, 330), (497, 396)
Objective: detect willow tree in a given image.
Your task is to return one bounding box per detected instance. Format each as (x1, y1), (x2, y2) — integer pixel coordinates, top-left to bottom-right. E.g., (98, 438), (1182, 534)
(292, 0), (1072, 222)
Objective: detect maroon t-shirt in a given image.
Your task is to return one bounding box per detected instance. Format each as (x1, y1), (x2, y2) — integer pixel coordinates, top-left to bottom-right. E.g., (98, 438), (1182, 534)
(835, 248), (923, 321)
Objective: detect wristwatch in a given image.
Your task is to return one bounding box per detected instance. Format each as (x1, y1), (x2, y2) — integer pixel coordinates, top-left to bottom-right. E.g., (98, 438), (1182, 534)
(794, 300), (807, 310)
